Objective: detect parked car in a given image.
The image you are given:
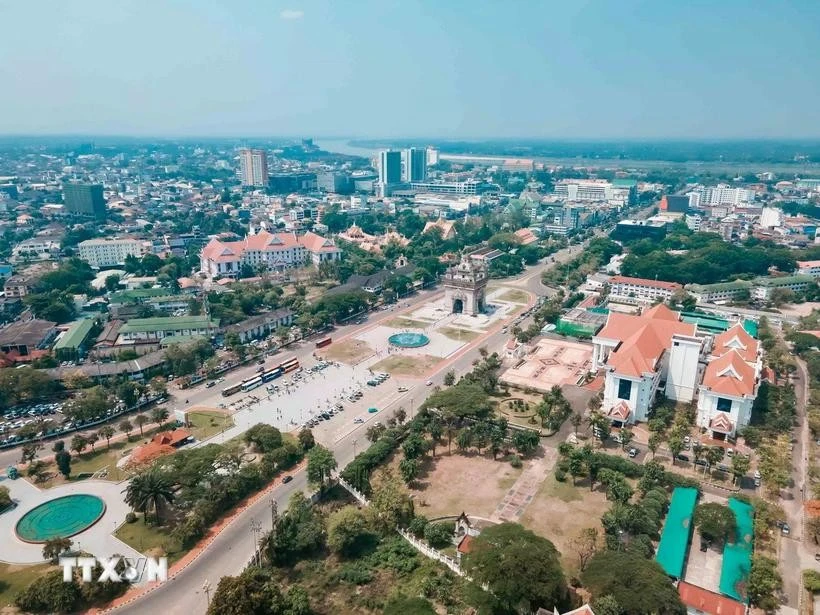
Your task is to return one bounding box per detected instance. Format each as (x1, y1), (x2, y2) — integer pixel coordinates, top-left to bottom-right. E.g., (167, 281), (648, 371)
(676, 454), (690, 462)
(628, 447), (639, 458)
(282, 475), (293, 484)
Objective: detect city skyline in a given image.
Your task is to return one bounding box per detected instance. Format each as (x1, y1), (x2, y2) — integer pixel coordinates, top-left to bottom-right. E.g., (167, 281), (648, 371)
(1, 1), (819, 138)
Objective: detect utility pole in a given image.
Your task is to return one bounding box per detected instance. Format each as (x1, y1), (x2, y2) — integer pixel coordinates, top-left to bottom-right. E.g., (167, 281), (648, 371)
(250, 519), (262, 567)
(202, 580), (211, 606)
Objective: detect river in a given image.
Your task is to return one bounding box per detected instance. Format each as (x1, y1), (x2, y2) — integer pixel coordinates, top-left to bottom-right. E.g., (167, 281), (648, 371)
(314, 139), (378, 158)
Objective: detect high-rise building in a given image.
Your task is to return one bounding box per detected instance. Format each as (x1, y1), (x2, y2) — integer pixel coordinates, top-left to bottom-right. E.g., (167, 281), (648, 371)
(239, 148), (269, 187)
(63, 183), (106, 219)
(402, 147), (427, 182)
(377, 150), (402, 196)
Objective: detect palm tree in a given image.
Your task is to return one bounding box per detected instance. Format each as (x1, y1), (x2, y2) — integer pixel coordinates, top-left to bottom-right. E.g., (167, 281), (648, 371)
(135, 415), (148, 437)
(151, 407), (169, 427)
(119, 419), (133, 441)
(571, 413), (583, 436)
(100, 425), (115, 449)
(123, 469), (175, 525)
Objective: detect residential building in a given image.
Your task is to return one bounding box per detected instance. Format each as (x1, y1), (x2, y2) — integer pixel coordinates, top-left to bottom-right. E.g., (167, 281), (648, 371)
(685, 280), (752, 304)
(78, 238), (146, 268)
(377, 150), (402, 196)
(687, 184), (755, 207)
(696, 324), (761, 438)
(11, 238), (61, 262)
(199, 229), (341, 278)
(608, 275), (682, 304)
(239, 148), (269, 187)
(118, 315), (219, 342)
(796, 259), (820, 278)
(752, 274), (815, 300)
(53, 318), (97, 361)
(592, 304), (699, 424)
(401, 147), (427, 182)
(553, 179), (636, 206)
(63, 183), (107, 219)
(409, 180), (484, 195)
(3, 275), (34, 298)
(759, 207), (784, 229)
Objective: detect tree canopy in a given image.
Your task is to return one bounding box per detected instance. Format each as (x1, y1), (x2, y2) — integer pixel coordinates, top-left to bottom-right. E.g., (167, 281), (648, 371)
(463, 522), (569, 614)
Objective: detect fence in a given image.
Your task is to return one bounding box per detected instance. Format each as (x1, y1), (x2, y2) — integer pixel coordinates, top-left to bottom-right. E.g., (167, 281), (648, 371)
(337, 476), (370, 506)
(396, 528), (465, 576)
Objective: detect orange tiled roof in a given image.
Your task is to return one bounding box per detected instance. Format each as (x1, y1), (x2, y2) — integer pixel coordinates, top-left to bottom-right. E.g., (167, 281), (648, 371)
(712, 323), (759, 363)
(702, 349), (757, 397)
(709, 412), (734, 434)
(606, 401), (631, 421)
(201, 230), (338, 263)
(678, 581), (745, 615)
(597, 309), (695, 377)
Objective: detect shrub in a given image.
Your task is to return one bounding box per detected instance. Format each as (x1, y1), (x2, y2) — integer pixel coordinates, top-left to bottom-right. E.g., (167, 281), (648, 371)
(593, 453), (643, 478)
(408, 515), (430, 538)
(555, 467), (568, 482)
(125, 512), (137, 524)
(337, 562), (374, 585)
(804, 569), (820, 593)
(508, 454), (523, 468)
(424, 522), (455, 548)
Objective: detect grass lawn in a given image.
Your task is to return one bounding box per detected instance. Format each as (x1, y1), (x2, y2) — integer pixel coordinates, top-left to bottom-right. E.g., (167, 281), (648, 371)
(498, 289), (530, 304)
(187, 410), (234, 442)
(114, 515), (184, 564)
(437, 326), (480, 342)
(0, 562), (56, 608)
(370, 354), (442, 377)
(323, 338), (374, 364)
(386, 316), (431, 329)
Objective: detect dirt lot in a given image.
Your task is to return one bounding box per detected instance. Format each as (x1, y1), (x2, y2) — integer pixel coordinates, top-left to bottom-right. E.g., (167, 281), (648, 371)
(400, 452), (523, 519)
(519, 474), (611, 574)
(371, 354), (442, 377)
(322, 338), (374, 364)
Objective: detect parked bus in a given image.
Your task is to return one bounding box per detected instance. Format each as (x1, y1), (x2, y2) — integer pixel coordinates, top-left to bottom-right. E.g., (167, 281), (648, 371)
(241, 376), (263, 392)
(261, 366), (283, 382)
(222, 382), (242, 397)
(280, 357), (300, 373)
(315, 337), (332, 349)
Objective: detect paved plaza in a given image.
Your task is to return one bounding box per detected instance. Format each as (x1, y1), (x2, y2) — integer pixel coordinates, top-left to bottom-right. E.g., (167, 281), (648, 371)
(0, 475), (141, 565)
(500, 337), (593, 392)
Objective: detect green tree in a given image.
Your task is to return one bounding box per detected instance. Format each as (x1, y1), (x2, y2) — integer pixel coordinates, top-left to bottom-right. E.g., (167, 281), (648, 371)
(306, 445), (337, 488)
(694, 503), (737, 546)
(571, 412), (583, 436)
(14, 570), (81, 614)
(667, 434), (684, 465)
(748, 555), (782, 611)
(123, 468), (175, 524)
(42, 537), (73, 563)
(20, 442), (42, 464)
(135, 414), (149, 437)
(366, 423), (386, 443)
(619, 428), (634, 451)
(368, 469), (414, 532)
(399, 457), (420, 485)
(730, 454), (751, 485)
(582, 551), (686, 615)
(455, 428), (473, 453)
(463, 522), (569, 614)
(265, 491), (325, 565)
(443, 370), (456, 386)
(326, 505), (372, 557)
(206, 568), (311, 615)
(150, 407), (169, 427)
(648, 433), (662, 459)
(243, 423), (283, 453)
(297, 428), (315, 451)
(99, 425), (115, 449)
(119, 419), (133, 440)
(513, 429), (540, 457)
(27, 460), (49, 483)
(0, 485), (12, 509)
(55, 450), (72, 478)
(70, 435), (87, 456)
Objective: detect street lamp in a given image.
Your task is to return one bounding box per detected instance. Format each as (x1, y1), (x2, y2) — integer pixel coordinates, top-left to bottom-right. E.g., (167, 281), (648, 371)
(202, 580), (211, 606)
(250, 519), (263, 567)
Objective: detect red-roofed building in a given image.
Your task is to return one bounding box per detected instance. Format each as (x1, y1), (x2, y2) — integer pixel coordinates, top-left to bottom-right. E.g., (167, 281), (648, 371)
(129, 428), (192, 466)
(593, 304), (701, 424)
(677, 582), (746, 615)
(697, 348), (759, 439)
(199, 229), (341, 278)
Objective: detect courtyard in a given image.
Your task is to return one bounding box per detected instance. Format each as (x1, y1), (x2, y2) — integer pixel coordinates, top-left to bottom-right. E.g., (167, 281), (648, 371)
(500, 337), (593, 392)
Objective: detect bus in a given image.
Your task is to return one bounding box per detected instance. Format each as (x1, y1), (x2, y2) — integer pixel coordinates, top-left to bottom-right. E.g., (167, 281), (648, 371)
(280, 357), (300, 373)
(261, 366), (283, 382)
(315, 337), (332, 349)
(222, 382), (242, 397)
(242, 376), (263, 392)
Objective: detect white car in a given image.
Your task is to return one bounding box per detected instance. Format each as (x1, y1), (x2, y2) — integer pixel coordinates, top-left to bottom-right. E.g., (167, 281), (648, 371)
(353, 417), (364, 424)
(426, 380), (433, 386)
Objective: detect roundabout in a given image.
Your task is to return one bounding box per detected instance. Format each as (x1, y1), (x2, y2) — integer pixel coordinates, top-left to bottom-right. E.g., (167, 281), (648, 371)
(388, 331), (430, 348)
(15, 493), (106, 543)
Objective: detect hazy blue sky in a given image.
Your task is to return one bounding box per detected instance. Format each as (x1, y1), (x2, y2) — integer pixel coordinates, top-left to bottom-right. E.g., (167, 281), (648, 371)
(1, 0), (818, 138)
